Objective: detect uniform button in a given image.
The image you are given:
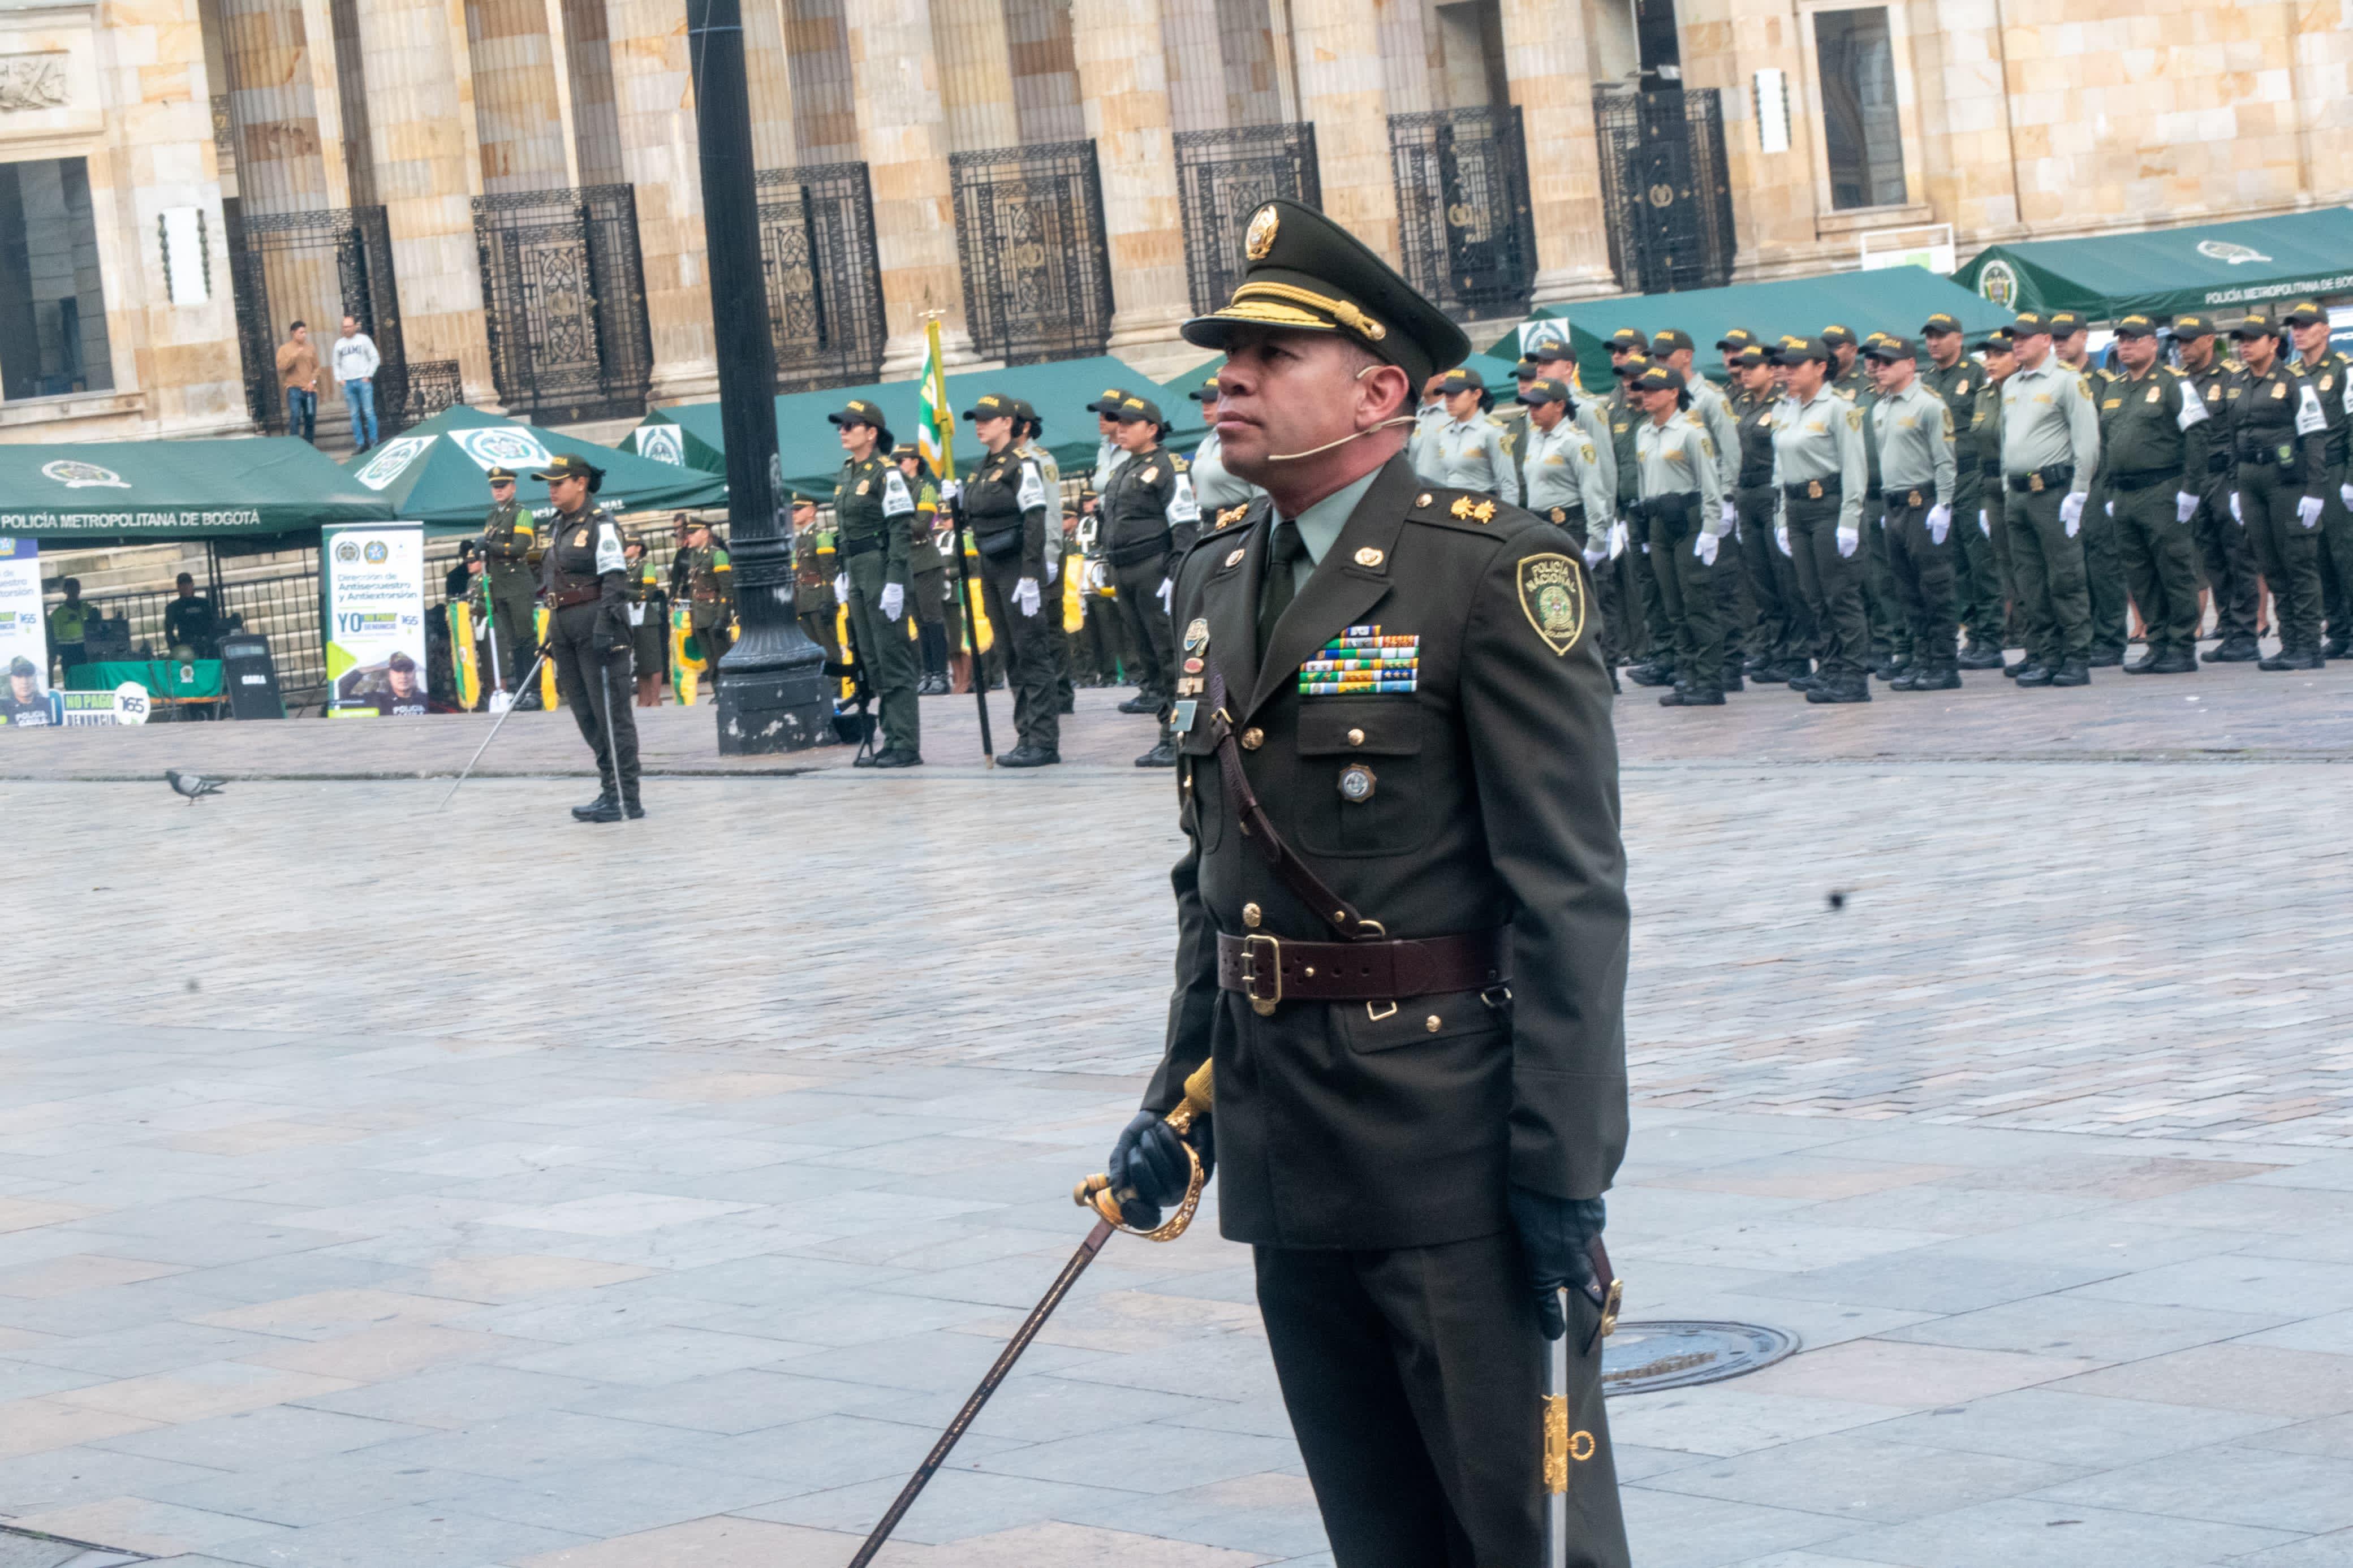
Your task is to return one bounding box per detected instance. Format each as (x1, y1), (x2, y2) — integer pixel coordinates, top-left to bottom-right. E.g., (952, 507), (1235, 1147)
(1425, 1014), (1442, 1033)
(1347, 728), (1365, 746)
(1241, 727), (1265, 750)
(1243, 902), (1261, 928)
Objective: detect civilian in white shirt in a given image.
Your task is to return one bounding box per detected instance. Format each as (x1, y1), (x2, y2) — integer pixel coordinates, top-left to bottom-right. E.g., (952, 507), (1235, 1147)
(332, 315), (382, 452)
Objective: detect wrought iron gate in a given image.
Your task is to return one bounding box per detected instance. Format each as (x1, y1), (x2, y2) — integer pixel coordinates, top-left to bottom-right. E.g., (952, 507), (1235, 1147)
(1593, 88), (1737, 294)
(1174, 123), (1321, 317)
(1389, 107), (1536, 319)
(755, 162), (888, 392)
(472, 184), (653, 424)
(950, 141), (1114, 365)
(223, 203), (409, 434)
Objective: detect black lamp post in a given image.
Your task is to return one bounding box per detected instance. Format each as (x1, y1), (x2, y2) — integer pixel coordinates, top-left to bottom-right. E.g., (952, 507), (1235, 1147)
(687, 0), (829, 753)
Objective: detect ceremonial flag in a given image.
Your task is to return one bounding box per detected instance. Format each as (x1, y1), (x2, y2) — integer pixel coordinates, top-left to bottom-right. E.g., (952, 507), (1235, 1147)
(918, 319), (954, 477)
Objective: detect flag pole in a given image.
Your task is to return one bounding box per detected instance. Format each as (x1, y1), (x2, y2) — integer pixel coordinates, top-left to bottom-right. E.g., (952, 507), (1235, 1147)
(926, 314), (994, 763)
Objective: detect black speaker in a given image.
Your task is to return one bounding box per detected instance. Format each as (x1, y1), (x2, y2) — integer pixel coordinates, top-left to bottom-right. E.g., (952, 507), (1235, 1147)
(219, 632), (286, 720)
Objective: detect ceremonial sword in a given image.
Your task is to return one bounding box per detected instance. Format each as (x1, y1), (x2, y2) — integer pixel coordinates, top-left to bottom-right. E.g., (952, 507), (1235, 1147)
(846, 1063), (1215, 1567)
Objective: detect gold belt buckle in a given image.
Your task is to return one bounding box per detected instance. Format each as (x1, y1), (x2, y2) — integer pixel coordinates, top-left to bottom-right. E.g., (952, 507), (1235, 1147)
(1806, 480), (1822, 500)
(1907, 490), (1923, 508)
(2029, 472), (2045, 493)
(1239, 933), (1282, 1017)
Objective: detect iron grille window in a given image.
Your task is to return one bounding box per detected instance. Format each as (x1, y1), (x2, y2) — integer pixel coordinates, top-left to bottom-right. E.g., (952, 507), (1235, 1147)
(0, 157), (114, 402)
(950, 141), (1114, 365)
(1815, 8), (1907, 210)
(1173, 124), (1321, 317)
(390, 360), (464, 435)
(755, 162), (889, 392)
(1387, 107), (1537, 320)
(1593, 88), (1737, 295)
(222, 204), (406, 434)
(472, 184), (653, 425)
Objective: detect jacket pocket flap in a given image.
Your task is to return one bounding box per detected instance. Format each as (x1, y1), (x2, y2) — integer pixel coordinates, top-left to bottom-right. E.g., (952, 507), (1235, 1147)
(1296, 698), (1424, 758)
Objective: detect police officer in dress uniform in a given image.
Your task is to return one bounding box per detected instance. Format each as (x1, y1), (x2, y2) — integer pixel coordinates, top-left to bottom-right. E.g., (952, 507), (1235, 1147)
(1100, 394), (1200, 767)
(1420, 367), (1520, 504)
(477, 465), (541, 702)
(1998, 311), (2104, 687)
(1772, 336), (1873, 703)
(2282, 301), (2353, 655)
(2049, 311), (2128, 665)
(891, 444), (953, 695)
(1104, 196), (1630, 1568)
(535, 453), (641, 822)
(1652, 329), (1751, 685)
(1864, 336), (1962, 690)
(2092, 315), (2207, 675)
(1609, 349), (1674, 681)
(1970, 330), (2021, 659)
(1729, 344), (1812, 683)
(829, 398), (921, 767)
(2172, 317), (2259, 663)
(1631, 363), (1730, 706)
(2229, 314), (2329, 671)
(1518, 374), (1624, 685)
(789, 495), (841, 667)
(962, 391), (1060, 766)
(623, 531), (667, 705)
(1011, 399), (1078, 717)
(1920, 314), (2003, 668)
(671, 517), (735, 680)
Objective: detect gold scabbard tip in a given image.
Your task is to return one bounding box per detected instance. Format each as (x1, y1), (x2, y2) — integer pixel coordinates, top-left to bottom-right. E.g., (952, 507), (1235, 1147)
(1542, 1393), (1570, 1493)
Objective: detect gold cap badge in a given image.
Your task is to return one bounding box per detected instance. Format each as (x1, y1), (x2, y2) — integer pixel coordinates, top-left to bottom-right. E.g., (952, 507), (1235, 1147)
(1245, 205), (1278, 261)
(1354, 547), (1385, 567)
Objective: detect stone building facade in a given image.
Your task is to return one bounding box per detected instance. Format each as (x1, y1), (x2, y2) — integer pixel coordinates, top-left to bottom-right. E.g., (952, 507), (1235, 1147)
(0, 0), (2345, 446)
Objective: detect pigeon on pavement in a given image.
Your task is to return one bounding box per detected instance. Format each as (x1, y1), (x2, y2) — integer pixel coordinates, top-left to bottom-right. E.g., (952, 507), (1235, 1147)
(165, 769), (225, 805)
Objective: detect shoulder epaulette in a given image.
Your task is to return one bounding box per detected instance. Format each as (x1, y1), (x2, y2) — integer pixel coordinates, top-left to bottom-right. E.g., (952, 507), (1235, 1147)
(1406, 486), (1543, 538)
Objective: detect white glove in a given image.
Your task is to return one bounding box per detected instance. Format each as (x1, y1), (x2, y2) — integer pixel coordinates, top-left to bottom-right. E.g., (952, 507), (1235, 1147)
(2299, 495), (2325, 529)
(1695, 530), (1718, 567)
(1775, 523), (1791, 558)
(1044, 551), (1060, 584)
(1978, 509), (1991, 538)
(1720, 501), (1738, 534)
(2104, 499), (2114, 518)
(833, 572), (849, 600)
(2230, 493), (2243, 525)
(1836, 524), (1858, 559)
(2175, 492), (2200, 524)
(1156, 578), (1173, 612)
(1606, 520), (1628, 559)
(1583, 542), (1607, 570)
(2341, 483), (2353, 511)
(2060, 492), (2085, 534)
(878, 582), (904, 622)
(938, 479), (962, 506)
(1927, 504), (1951, 546)
(1015, 577), (1041, 617)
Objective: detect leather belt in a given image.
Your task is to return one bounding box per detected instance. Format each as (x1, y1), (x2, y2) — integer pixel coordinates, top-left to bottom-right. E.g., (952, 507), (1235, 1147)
(548, 583), (601, 610)
(2107, 468), (2175, 493)
(1636, 493), (1697, 521)
(1217, 928), (1511, 1013)
(2007, 463), (2074, 494)
(1782, 476), (1841, 500)
(839, 533), (884, 558)
(1884, 489), (1927, 508)
(1107, 532), (1173, 568)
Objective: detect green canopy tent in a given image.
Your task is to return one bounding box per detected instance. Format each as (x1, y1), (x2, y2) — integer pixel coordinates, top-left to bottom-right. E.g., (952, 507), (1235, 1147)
(628, 356), (1208, 497)
(345, 405), (727, 533)
(1951, 209), (2353, 322)
(0, 437), (392, 542)
(1472, 265), (2015, 391)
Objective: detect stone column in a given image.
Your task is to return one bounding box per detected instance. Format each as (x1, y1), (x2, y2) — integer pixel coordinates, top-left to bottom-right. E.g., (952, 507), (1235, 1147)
(743, 0), (800, 170)
(931, 0), (1020, 153)
(468, 0), (576, 192)
(1285, 0), (1399, 264)
(1497, 0), (1615, 303)
(1072, 0), (1191, 347)
(849, 0), (976, 374)
(217, 0), (343, 212)
(602, 0), (718, 404)
(348, 0), (499, 408)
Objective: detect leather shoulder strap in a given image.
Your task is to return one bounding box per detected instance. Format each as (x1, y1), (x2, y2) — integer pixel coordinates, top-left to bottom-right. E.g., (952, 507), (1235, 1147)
(1203, 663), (1380, 940)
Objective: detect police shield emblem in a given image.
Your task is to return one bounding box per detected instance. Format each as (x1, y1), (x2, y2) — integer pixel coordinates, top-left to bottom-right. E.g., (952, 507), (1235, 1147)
(1516, 553), (1587, 656)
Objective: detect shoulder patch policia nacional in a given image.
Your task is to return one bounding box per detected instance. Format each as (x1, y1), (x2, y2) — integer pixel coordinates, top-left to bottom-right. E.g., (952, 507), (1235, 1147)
(1517, 553), (1587, 656)
(881, 470), (914, 517)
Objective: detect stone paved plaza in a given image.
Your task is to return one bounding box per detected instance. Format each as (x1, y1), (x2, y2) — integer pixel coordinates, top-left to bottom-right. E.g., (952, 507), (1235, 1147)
(4, 668), (2353, 1567)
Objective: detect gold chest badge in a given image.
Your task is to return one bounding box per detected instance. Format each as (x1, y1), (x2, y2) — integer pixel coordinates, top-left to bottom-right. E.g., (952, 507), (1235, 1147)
(571, 529), (589, 547)
(856, 479), (870, 495)
(1140, 466), (1158, 485)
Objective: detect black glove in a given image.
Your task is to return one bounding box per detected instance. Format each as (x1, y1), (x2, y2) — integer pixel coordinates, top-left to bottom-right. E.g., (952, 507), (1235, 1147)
(1105, 1109), (1213, 1230)
(1507, 1186), (1606, 1341)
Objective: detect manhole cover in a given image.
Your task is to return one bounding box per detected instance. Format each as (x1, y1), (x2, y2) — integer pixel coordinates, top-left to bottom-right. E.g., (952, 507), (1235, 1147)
(1602, 1320), (1798, 1396)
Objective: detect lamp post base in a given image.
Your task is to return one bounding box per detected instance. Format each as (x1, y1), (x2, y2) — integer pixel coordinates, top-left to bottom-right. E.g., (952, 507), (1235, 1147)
(714, 663), (831, 755)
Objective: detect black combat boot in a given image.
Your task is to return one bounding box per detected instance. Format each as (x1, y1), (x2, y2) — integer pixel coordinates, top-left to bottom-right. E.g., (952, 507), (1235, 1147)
(1911, 664), (1961, 690)
(1116, 690), (1160, 714)
(1135, 737), (1178, 767)
(2049, 656), (2091, 686)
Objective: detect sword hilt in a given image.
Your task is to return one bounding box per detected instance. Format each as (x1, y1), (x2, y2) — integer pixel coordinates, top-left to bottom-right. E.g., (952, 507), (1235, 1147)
(1072, 1061), (1212, 1242)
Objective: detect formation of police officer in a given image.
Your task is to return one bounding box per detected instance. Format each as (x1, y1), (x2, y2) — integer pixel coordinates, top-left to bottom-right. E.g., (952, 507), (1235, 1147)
(1101, 197), (1631, 1568)
(533, 453), (643, 821)
(476, 465), (541, 705)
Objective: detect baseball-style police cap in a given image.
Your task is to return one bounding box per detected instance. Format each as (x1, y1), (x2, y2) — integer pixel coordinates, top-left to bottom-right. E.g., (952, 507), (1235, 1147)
(386, 650), (417, 672)
(1820, 324), (1858, 348)
(2229, 314), (2277, 340)
(1187, 372), (1221, 403)
(1976, 329), (2016, 354)
(2007, 310), (2052, 338)
(1729, 345), (1772, 370)
(1716, 327), (1759, 352)
(2112, 314), (2160, 339)
(1436, 366), (1486, 394)
(1516, 377), (1571, 407)
(1606, 327), (1649, 352)
(8, 655), (35, 677)
(1512, 356), (1542, 380)
(1611, 352), (1652, 379)
(1920, 312), (1964, 337)
(963, 391), (1018, 421)
(1650, 329), (1695, 355)
(1180, 197), (1470, 392)
(2170, 314), (2219, 339)
(1011, 398), (1044, 430)
(531, 452), (602, 483)
(1531, 338), (1577, 364)
(2047, 310), (2088, 337)
(1631, 364), (1683, 394)
(1084, 386), (1134, 415)
(485, 466), (516, 483)
(828, 398), (887, 429)
(1864, 335), (1917, 362)
(2284, 301), (2330, 328)
(1775, 336), (1835, 365)
(1114, 394), (1165, 425)
(889, 442), (919, 461)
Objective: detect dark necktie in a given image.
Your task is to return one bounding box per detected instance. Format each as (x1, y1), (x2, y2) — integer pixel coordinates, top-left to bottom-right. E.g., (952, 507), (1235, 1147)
(1259, 517), (1308, 655)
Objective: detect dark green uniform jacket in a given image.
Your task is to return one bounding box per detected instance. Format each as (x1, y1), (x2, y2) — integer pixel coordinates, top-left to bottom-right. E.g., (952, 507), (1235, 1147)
(1143, 453), (1630, 1250)
(1098, 446), (1199, 567)
(2094, 365), (2197, 493)
(481, 498), (537, 594)
(1923, 360), (1983, 516)
(963, 448), (1050, 580)
(835, 453), (912, 588)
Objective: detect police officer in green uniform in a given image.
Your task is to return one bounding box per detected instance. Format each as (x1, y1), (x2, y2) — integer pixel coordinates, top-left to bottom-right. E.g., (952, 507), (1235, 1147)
(1420, 368), (1519, 504)
(477, 465), (541, 700)
(1633, 362), (1730, 706)
(829, 397), (921, 767)
(534, 453), (641, 822)
(890, 444), (952, 695)
(623, 530), (666, 705)
(1728, 345), (1809, 683)
(2050, 312), (2127, 664)
(1519, 374), (1624, 683)
(789, 494), (841, 667)
(1010, 399), (1078, 716)
(1970, 330), (2020, 660)
(1864, 336), (1961, 689)
(962, 391), (1059, 766)
(2282, 302), (2353, 654)
(670, 516), (734, 676)
(1845, 331), (1910, 679)
(2171, 317), (2259, 662)
(1920, 313), (2001, 667)
(1998, 311), (2104, 686)
(2089, 314), (2207, 675)
(1772, 336), (1872, 703)
(1106, 196), (1629, 1568)
(1611, 352), (1677, 684)
(1652, 329), (1751, 686)
(1099, 394), (1199, 764)
(45, 578), (92, 680)
(2228, 314), (2328, 670)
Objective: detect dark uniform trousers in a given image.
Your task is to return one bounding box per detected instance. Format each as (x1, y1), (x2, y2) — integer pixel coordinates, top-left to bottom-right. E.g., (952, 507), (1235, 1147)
(1735, 482), (1809, 666)
(1641, 495), (1724, 689)
(1861, 490), (1907, 662)
(1954, 490), (2002, 646)
(1709, 508), (1757, 663)
(1882, 493), (1958, 671)
(2110, 477), (2203, 658)
(485, 574), (538, 688)
(1044, 561), (1077, 711)
(629, 604), (666, 684)
(1628, 522), (1670, 667)
(1553, 509), (1633, 668)
(843, 547), (921, 755)
(1977, 466), (2018, 645)
(549, 602), (640, 806)
(2192, 472), (2259, 643)
(912, 556), (949, 680)
(1111, 551), (1177, 704)
(2006, 480), (2093, 665)
(2239, 460), (2322, 654)
(2317, 459), (2353, 645)
(2080, 476), (2128, 656)
(797, 586), (841, 666)
(1785, 493), (1868, 678)
(975, 550), (1059, 752)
